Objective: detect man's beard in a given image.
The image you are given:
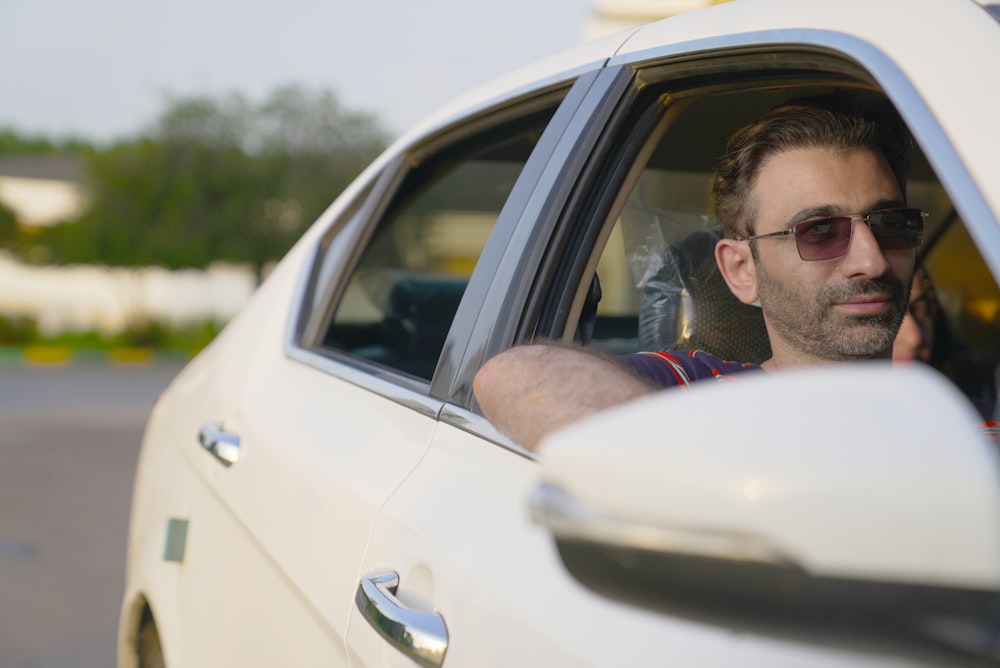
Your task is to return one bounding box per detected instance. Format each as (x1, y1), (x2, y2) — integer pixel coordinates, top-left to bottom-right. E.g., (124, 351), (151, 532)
(757, 265), (910, 362)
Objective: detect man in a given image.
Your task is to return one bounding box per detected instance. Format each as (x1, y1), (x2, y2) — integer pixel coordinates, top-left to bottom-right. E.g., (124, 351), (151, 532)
(473, 95), (923, 450)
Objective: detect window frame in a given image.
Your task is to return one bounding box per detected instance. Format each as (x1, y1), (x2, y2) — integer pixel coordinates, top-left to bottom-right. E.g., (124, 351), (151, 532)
(287, 31), (1000, 449)
(284, 78), (594, 408)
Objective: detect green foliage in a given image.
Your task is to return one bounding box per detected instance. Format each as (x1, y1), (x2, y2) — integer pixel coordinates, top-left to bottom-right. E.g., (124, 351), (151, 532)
(157, 319), (222, 353)
(0, 314), (221, 355)
(0, 201), (18, 252)
(116, 319), (170, 347)
(111, 319), (218, 352)
(32, 328), (108, 350)
(0, 128), (90, 153)
(39, 85), (390, 277)
(0, 314), (39, 345)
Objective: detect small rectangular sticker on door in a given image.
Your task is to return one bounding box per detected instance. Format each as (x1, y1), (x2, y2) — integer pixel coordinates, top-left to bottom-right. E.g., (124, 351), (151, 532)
(163, 518), (189, 563)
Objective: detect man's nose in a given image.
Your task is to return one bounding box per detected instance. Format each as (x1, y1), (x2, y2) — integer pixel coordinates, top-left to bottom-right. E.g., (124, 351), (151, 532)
(839, 220), (890, 278)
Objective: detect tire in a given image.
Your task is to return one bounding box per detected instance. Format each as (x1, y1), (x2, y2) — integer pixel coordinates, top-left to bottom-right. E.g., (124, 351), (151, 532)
(137, 618), (165, 668)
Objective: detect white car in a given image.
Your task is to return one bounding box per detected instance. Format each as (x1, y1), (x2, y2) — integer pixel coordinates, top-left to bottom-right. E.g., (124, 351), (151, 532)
(119, 0), (1000, 665)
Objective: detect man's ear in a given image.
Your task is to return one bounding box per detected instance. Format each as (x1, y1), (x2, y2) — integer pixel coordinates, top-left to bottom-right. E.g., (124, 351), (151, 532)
(715, 238), (759, 305)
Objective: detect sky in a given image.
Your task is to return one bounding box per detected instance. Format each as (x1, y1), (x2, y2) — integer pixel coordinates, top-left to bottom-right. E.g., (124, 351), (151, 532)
(1, 0), (600, 144)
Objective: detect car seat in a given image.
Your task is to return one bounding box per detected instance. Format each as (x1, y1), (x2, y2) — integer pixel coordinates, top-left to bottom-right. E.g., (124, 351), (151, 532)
(636, 227), (771, 365)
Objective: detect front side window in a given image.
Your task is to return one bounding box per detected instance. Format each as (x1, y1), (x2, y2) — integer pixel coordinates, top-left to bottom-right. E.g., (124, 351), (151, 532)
(563, 67), (999, 419)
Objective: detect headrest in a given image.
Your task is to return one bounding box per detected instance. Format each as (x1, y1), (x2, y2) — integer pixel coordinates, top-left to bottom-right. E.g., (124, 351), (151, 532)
(358, 269), (468, 378)
(621, 209), (771, 364)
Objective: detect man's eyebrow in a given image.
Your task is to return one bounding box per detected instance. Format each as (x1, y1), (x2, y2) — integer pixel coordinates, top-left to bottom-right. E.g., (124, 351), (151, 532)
(872, 198), (907, 211)
(788, 205), (840, 227)
(787, 199), (907, 227)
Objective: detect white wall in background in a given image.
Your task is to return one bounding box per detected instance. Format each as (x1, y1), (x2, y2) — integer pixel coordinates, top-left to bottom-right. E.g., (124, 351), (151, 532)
(0, 252), (256, 334)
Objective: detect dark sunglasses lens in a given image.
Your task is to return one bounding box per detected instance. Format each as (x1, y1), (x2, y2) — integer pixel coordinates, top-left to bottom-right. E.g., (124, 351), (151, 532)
(871, 208), (924, 250)
(794, 217), (853, 260)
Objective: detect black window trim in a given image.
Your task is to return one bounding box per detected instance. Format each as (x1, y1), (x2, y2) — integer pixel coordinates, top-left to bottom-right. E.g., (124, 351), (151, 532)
(433, 66), (637, 413)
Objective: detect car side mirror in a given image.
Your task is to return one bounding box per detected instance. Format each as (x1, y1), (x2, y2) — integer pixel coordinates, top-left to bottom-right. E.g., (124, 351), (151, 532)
(531, 363), (1000, 663)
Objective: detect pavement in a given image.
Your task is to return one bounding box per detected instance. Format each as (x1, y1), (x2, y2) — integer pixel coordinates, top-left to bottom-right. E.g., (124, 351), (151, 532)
(0, 360), (185, 668)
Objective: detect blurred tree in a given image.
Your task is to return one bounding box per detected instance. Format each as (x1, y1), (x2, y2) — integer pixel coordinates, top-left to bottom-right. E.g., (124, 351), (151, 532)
(39, 85), (390, 280)
(0, 201), (18, 252)
(0, 128), (90, 153)
(0, 130), (88, 257)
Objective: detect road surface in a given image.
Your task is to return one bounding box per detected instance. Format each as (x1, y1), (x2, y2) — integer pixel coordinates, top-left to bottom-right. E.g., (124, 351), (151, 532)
(0, 360), (184, 668)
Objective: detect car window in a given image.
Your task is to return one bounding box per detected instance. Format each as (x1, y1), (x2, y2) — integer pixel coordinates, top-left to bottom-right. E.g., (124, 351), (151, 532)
(560, 71), (1000, 420)
(317, 107), (559, 382)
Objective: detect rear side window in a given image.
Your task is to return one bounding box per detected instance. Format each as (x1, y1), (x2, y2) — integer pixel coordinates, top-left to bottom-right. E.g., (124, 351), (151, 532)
(319, 109), (558, 381)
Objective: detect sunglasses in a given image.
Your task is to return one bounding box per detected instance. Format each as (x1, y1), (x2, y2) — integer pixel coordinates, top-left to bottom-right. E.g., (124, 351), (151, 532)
(745, 207), (926, 261)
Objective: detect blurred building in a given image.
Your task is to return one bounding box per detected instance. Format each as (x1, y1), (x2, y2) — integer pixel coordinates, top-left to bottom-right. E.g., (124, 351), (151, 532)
(583, 0), (733, 40)
(0, 155), (255, 336)
(0, 154), (86, 227)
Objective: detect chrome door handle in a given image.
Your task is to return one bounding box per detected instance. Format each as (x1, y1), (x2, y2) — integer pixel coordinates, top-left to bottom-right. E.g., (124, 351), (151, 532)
(355, 570), (448, 668)
(198, 421), (241, 466)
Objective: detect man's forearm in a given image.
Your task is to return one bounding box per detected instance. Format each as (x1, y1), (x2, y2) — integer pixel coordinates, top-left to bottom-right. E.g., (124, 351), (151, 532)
(472, 342), (657, 450)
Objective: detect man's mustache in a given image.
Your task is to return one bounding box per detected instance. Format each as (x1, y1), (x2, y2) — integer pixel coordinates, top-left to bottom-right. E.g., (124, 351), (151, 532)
(820, 277), (906, 306)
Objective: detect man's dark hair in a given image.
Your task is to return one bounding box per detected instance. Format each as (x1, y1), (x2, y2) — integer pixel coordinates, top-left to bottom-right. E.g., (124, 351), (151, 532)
(713, 93), (913, 239)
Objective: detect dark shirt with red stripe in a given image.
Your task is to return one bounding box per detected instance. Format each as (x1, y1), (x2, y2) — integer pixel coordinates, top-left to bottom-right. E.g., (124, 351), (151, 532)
(619, 350), (761, 388)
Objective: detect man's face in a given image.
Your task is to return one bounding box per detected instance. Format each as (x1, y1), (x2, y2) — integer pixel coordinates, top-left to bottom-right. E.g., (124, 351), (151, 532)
(748, 146), (916, 365)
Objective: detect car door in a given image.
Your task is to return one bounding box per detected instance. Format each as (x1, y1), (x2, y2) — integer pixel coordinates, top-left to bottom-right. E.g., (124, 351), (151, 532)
(159, 169), (448, 666)
(197, 81), (591, 667)
(346, 19), (1000, 668)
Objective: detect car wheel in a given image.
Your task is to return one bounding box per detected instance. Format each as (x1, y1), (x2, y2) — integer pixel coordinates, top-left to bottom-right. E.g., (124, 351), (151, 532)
(137, 616), (165, 668)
